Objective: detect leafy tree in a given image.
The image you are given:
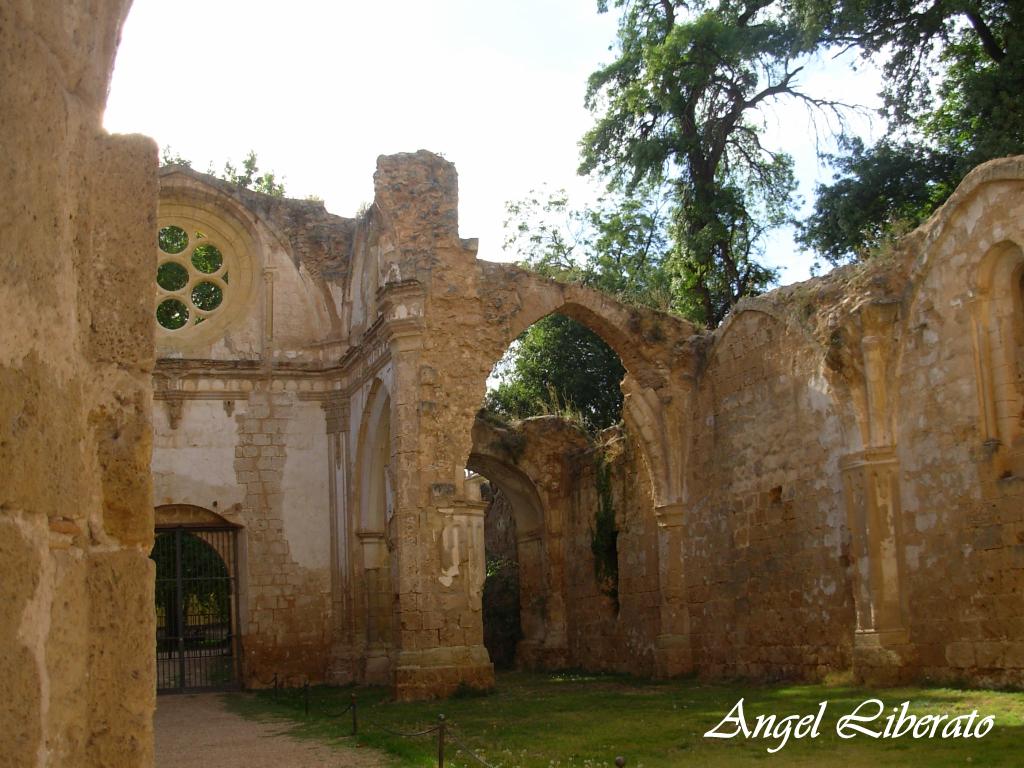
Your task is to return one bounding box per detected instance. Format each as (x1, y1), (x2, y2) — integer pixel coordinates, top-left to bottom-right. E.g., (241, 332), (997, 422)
(798, 0), (1024, 263)
(160, 146), (287, 197)
(580, 0), (843, 326)
(502, 186), (674, 310)
(218, 150), (286, 197)
(798, 136), (958, 265)
(485, 313), (626, 434)
(486, 187), (675, 434)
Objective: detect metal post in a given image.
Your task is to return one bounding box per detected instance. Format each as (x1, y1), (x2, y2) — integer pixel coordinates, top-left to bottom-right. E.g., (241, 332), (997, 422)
(351, 693), (358, 736)
(437, 714), (446, 768)
(175, 529), (186, 691)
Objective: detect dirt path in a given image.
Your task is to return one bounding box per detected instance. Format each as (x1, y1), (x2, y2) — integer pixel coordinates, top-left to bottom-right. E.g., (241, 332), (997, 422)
(155, 693), (390, 768)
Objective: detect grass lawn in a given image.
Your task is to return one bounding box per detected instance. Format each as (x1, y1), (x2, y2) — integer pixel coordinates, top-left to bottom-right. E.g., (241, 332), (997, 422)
(223, 671), (1024, 767)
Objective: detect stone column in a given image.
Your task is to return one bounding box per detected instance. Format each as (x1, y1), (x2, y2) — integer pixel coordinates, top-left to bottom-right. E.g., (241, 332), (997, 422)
(324, 395), (354, 684)
(653, 503), (693, 677)
(841, 301), (909, 683)
(841, 448), (910, 681)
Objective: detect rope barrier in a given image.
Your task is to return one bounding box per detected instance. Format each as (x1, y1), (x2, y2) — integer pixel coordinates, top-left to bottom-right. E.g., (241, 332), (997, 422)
(250, 681), (626, 767)
(448, 732), (499, 768)
(380, 724), (442, 738)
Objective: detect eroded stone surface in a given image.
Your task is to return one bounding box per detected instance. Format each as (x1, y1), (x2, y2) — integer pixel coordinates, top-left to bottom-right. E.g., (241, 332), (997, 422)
(5, 4), (1024, 764)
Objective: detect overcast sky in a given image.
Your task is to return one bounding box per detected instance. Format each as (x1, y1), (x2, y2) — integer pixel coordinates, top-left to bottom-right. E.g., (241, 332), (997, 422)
(105, 0), (884, 284)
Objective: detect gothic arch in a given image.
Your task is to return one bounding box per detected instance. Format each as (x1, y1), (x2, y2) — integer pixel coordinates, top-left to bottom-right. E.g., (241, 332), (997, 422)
(352, 378), (396, 681)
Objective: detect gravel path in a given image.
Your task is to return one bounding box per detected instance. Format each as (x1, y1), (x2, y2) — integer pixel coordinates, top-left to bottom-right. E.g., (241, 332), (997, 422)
(155, 693), (390, 768)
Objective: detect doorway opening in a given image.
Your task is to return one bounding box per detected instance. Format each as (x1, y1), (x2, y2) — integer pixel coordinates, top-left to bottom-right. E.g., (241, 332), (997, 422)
(152, 527), (240, 692)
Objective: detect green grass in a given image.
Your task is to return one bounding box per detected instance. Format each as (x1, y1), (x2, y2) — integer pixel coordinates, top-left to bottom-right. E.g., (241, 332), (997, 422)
(223, 671), (1024, 767)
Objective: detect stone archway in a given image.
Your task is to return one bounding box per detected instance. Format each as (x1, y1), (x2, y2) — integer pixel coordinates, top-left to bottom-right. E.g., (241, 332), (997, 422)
(352, 379), (396, 684)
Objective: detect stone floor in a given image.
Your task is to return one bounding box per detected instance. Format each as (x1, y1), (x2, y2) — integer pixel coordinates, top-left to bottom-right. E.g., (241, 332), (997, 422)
(155, 692), (389, 767)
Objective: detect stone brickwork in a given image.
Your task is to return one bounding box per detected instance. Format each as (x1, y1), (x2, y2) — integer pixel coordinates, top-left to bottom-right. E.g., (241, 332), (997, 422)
(5, 4), (1024, 761)
(687, 307), (855, 680)
(2, 2), (157, 765)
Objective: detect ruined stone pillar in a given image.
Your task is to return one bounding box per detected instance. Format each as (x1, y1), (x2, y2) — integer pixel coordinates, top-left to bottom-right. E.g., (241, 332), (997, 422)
(841, 448), (910, 681)
(386, 319), (495, 700)
(653, 503), (693, 677)
(841, 302), (910, 683)
(324, 395), (355, 684)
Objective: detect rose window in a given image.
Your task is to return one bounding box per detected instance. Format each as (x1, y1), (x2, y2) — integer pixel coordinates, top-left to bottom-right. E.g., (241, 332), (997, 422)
(156, 225), (230, 331)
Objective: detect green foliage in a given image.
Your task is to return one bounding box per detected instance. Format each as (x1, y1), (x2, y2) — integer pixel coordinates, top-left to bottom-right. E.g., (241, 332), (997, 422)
(218, 150), (287, 197)
(157, 262), (188, 291)
(504, 186), (675, 311)
(798, 136), (957, 265)
(225, 672), (1024, 767)
(155, 298), (188, 330)
(797, 0), (1024, 263)
(158, 224), (189, 254)
(591, 455), (619, 607)
(160, 145), (287, 197)
(191, 243), (224, 273)
(485, 314), (625, 435)
(581, 0), (832, 326)
(151, 532), (231, 623)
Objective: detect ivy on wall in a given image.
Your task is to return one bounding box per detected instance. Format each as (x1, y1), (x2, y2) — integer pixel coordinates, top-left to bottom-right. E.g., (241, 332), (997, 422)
(591, 453), (619, 611)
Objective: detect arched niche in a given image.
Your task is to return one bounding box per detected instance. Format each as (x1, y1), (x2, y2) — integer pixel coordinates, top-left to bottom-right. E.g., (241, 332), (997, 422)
(973, 239), (1024, 473)
(353, 378), (395, 682)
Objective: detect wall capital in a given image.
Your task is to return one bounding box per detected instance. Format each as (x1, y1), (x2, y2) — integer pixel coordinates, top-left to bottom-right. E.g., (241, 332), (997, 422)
(654, 502), (686, 528)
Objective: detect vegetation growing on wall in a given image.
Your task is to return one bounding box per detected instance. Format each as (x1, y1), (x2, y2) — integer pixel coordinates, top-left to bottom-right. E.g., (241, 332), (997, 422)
(591, 452), (619, 610)
(160, 146), (287, 197)
(485, 314), (625, 435)
(482, 488), (523, 669)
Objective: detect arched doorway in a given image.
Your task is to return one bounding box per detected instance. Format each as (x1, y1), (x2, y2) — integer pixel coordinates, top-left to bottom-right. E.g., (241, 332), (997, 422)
(474, 312), (629, 669)
(354, 381), (396, 684)
(152, 507), (241, 692)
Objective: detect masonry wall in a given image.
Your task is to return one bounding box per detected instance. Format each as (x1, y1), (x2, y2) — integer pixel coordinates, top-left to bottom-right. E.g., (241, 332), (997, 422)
(1, 2), (157, 765)
(892, 171), (1024, 687)
(684, 309), (856, 680)
(564, 433), (660, 675)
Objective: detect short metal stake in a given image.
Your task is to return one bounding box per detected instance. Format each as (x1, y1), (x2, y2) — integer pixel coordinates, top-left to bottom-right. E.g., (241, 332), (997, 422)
(437, 714), (446, 767)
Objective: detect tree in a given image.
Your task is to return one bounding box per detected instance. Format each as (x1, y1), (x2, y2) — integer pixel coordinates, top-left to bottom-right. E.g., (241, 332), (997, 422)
(485, 314), (626, 434)
(218, 150), (286, 197)
(580, 0), (842, 326)
(798, 0), (1024, 263)
(485, 187), (670, 434)
(160, 146), (287, 197)
(502, 186), (674, 310)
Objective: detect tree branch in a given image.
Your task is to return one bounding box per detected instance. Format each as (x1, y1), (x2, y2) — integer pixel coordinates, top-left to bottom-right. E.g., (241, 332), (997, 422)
(964, 7), (1006, 62)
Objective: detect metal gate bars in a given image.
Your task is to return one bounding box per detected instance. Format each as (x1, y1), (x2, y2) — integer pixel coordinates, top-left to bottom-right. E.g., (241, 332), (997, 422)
(152, 527), (240, 692)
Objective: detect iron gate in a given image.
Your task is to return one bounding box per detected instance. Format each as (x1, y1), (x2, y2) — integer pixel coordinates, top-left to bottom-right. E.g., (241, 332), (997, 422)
(152, 527), (240, 692)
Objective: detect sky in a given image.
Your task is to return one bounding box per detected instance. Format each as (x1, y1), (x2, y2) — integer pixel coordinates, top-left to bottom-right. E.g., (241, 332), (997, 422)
(104, 0), (885, 285)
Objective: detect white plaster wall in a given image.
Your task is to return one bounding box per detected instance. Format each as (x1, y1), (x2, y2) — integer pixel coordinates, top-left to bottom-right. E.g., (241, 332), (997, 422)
(152, 399), (247, 509)
(281, 400), (331, 569)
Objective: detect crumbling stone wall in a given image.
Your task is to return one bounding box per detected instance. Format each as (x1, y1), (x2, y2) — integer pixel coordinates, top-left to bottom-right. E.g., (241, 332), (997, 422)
(887, 161), (1024, 687)
(2, 2), (157, 765)
(685, 307), (856, 680)
(564, 431), (661, 675)
(463, 159), (1024, 689)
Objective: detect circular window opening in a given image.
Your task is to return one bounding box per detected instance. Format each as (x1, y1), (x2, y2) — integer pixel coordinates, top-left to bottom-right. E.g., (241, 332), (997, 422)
(158, 225), (188, 254)
(157, 298), (189, 330)
(156, 262), (189, 291)
(192, 243), (223, 274)
(191, 282), (223, 311)
(155, 222), (232, 333)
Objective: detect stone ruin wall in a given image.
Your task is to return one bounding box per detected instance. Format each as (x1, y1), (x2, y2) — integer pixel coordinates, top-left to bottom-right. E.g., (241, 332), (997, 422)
(466, 159), (1024, 688)
(888, 165), (1024, 687)
(563, 431), (661, 675)
(2, 2), (157, 766)
(685, 307), (855, 680)
(5, 1), (1024, 762)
